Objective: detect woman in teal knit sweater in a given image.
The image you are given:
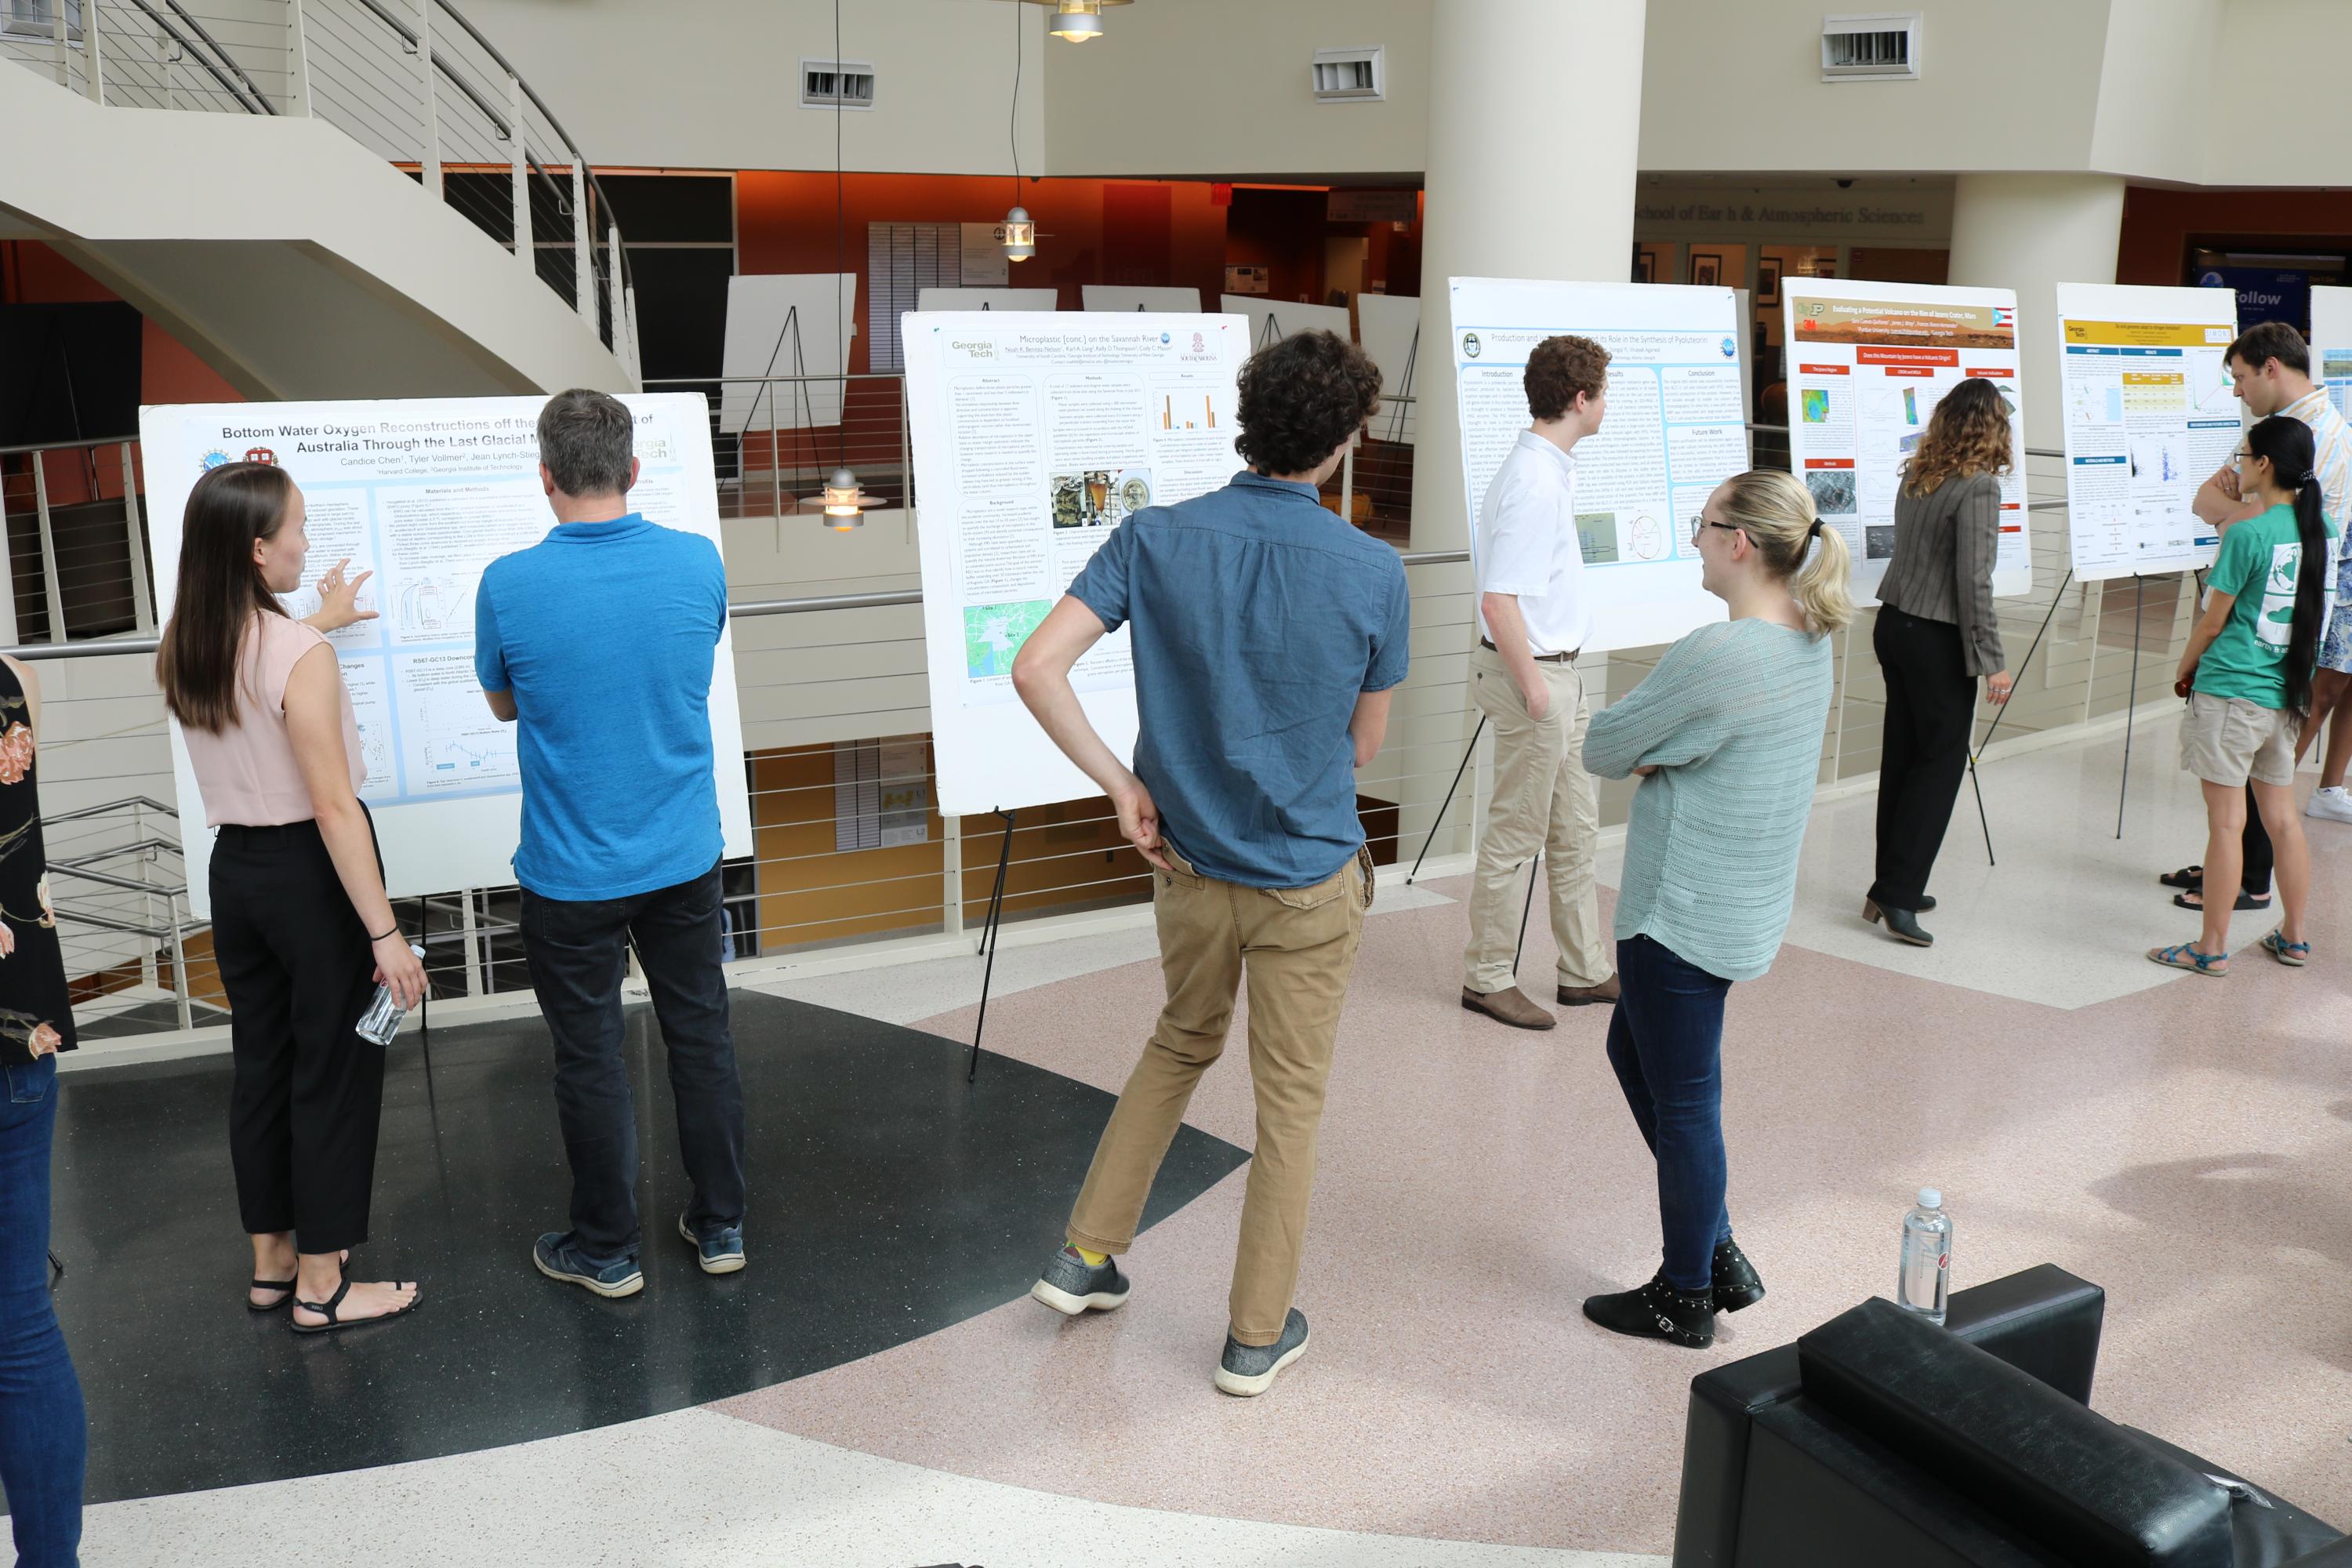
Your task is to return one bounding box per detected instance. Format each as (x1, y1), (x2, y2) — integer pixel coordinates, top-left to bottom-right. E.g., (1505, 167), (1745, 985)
(1580, 470), (1849, 1349)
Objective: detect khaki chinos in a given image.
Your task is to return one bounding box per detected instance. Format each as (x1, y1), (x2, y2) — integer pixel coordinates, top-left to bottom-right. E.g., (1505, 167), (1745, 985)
(1461, 640), (1610, 993)
(1065, 845), (1368, 1347)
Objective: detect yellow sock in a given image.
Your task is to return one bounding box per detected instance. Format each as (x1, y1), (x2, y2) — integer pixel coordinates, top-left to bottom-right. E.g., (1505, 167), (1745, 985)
(1073, 1244), (1108, 1266)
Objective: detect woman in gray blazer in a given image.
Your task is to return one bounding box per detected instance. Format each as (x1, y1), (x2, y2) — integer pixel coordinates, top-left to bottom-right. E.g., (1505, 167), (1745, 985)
(1864, 377), (2014, 946)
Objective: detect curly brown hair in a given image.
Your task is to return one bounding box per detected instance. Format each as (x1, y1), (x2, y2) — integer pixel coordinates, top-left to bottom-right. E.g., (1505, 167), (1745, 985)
(1525, 335), (1610, 422)
(1904, 377), (2014, 497)
(1232, 330), (1382, 476)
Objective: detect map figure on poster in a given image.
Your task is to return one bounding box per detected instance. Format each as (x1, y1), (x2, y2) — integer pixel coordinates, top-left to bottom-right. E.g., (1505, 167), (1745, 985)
(964, 599), (1052, 678)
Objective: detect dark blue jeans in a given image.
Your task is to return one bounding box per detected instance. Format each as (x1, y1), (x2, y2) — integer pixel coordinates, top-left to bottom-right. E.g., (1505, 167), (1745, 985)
(1603, 935), (1735, 1294)
(520, 862), (746, 1261)
(0, 1056), (85, 1566)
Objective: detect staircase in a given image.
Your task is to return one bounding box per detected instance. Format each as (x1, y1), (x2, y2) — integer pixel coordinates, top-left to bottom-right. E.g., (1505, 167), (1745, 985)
(0, 0), (637, 400)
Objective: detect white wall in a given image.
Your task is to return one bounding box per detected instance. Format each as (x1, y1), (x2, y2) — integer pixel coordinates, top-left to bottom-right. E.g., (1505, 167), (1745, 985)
(1042, 0), (1432, 178)
(450, 0), (1047, 176)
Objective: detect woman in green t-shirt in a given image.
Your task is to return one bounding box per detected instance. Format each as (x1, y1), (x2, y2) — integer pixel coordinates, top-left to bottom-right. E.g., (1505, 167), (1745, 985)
(2151, 414), (2333, 975)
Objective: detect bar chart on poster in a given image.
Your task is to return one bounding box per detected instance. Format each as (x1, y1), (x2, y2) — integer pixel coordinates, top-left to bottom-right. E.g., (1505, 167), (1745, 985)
(903, 312), (1250, 816)
(1782, 279), (2032, 603)
(139, 394), (755, 915)
(2055, 283), (2242, 580)
(1446, 277), (1746, 651)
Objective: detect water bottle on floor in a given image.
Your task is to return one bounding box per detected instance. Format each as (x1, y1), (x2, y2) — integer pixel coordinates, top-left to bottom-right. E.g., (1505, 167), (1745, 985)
(1896, 1187), (1952, 1326)
(355, 945), (427, 1047)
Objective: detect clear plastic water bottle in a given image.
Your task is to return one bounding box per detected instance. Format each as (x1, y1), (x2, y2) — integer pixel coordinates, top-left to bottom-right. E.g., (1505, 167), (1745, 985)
(1896, 1187), (1953, 1326)
(354, 944), (426, 1047)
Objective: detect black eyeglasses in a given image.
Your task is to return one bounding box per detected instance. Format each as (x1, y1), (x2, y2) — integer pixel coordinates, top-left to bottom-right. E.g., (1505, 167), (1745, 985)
(1690, 517), (1743, 545)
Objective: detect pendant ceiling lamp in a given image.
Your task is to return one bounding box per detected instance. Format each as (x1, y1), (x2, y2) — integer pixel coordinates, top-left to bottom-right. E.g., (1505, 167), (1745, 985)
(1016, 0), (1132, 43)
(803, 0), (882, 528)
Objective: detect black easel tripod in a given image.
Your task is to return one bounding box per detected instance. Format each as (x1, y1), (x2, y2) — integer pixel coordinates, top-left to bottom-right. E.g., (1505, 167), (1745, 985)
(966, 808), (1017, 1083)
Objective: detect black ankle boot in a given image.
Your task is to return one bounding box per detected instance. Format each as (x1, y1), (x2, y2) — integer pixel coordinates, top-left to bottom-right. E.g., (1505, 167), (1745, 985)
(1712, 1237), (1765, 1312)
(1582, 1271), (1715, 1348)
(1863, 897), (1934, 947)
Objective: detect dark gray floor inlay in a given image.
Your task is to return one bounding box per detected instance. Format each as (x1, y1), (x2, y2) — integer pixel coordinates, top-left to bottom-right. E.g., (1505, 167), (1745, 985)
(46, 990), (1246, 1504)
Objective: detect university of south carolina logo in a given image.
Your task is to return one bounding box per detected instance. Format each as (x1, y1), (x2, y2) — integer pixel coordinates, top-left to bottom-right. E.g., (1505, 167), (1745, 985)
(1462, 332), (1482, 358)
(200, 450), (230, 471)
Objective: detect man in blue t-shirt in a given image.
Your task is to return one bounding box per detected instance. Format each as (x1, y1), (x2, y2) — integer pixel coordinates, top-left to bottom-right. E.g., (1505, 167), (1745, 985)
(476, 388), (746, 1299)
(1011, 330), (1409, 1397)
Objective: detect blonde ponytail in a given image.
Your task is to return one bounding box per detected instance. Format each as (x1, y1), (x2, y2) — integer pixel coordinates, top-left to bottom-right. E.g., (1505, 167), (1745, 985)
(1715, 469), (1855, 635)
(1794, 523), (1855, 634)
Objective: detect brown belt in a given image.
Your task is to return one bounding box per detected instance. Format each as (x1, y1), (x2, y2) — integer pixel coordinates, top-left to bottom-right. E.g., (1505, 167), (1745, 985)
(1479, 637), (1575, 664)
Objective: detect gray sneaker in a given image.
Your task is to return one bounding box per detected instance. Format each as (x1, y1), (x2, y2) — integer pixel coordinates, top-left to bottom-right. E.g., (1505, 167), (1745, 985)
(1029, 1244), (1130, 1315)
(677, 1211), (746, 1276)
(1215, 1307), (1309, 1397)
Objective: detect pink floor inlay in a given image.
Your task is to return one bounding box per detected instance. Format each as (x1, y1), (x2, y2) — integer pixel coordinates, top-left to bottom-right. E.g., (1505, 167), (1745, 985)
(718, 844), (2352, 1555)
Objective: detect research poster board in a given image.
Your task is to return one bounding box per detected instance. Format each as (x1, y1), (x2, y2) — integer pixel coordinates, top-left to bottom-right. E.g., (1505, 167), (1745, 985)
(1082, 285), (1203, 313)
(1447, 277), (1748, 652)
(1357, 293), (1424, 442)
(2312, 286), (2352, 422)
(914, 288), (1059, 314)
(140, 394), (757, 916)
(1782, 279), (2032, 603)
(2055, 282), (2242, 580)
(1219, 296), (1351, 353)
(720, 273), (857, 434)
(903, 312), (1250, 816)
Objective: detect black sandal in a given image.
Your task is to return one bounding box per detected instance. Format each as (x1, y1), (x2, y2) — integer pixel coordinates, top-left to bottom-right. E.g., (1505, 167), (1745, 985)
(2160, 864), (2204, 891)
(2174, 888), (2270, 912)
(246, 1278), (297, 1313)
(291, 1276), (419, 1335)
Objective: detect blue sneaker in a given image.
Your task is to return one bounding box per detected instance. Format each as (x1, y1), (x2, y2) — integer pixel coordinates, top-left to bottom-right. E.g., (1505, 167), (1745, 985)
(677, 1210), (746, 1275)
(1215, 1308), (1309, 1397)
(532, 1231), (643, 1298)
(1030, 1243), (1130, 1315)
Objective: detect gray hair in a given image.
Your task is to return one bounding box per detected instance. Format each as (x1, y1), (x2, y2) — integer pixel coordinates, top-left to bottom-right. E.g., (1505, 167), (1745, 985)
(536, 388), (634, 499)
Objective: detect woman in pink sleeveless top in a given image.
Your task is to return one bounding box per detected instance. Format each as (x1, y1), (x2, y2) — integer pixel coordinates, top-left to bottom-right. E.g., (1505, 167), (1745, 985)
(158, 463), (426, 1333)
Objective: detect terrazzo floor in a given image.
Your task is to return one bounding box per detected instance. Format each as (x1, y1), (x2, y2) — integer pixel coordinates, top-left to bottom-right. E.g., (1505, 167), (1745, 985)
(56, 711), (2352, 1564)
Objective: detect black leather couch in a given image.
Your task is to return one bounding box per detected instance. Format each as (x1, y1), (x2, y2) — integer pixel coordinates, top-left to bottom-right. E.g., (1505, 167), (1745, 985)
(1672, 1265), (2349, 1566)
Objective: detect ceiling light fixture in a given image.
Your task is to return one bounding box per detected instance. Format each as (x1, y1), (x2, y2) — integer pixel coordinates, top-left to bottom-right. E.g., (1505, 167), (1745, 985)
(1014, 0), (1132, 44)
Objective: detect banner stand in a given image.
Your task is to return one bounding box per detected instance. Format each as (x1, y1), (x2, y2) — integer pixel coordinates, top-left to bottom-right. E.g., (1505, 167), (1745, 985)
(1406, 715), (1487, 884)
(1966, 566), (2077, 866)
(2118, 574), (2146, 840)
(967, 808), (1017, 1084)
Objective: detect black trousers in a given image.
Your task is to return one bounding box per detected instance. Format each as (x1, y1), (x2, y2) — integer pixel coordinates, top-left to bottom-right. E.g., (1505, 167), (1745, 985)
(211, 818), (386, 1254)
(1871, 605), (1977, 912)
(520, 861), (745, 1261)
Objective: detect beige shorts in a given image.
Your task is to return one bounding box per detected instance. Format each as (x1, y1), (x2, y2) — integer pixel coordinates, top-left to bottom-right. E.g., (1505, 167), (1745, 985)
(2180, 690), (2297, 788)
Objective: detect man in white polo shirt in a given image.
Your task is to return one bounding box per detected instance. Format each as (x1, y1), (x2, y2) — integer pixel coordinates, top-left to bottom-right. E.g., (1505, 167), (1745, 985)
(1461, 334), (1618, 1030)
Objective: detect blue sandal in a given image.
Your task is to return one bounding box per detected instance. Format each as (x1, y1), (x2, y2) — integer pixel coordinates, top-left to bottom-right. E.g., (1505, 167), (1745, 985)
(2147, 942), (2228, 976)
(2259, 928), (2310, 967)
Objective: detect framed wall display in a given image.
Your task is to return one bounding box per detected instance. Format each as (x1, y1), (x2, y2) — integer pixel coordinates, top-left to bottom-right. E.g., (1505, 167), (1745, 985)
(1758, 258), (1782, 306)
(1690, 251), (1723, 288)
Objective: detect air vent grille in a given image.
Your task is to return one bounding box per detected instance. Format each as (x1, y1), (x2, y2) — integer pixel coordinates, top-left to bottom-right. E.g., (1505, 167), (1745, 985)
(1311, 46), (1385, 103)
(801, 59), (876, 110)
(1821, 13), (1920, 80)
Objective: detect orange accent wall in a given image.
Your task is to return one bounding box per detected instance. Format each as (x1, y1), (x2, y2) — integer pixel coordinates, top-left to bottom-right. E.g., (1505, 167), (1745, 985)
(2118, 186), (2352, 287)
(734, 172), (1232, 373)
(2, 240), (245, 406)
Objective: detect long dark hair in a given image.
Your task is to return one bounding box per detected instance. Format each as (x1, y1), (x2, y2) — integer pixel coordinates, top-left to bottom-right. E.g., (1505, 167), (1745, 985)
(2244, 415), (2328, 724)
(157, 463), (294, 734)
(1904, 377), (2014, 496)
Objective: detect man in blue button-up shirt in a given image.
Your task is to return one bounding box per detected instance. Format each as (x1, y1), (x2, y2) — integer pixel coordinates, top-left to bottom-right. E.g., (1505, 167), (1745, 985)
(1011, 329), (1406, 1397)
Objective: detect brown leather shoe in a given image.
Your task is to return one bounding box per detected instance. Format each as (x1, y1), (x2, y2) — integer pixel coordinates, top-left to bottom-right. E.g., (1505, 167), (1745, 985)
(1557, 975), (1621, 1007)
(1460, 985), (1556, 1030)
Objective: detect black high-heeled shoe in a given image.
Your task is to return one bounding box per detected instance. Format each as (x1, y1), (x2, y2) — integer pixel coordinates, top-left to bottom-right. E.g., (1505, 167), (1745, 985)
(1713, 1237), (1766, 1312)
(1863, 898), (1934, 947)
